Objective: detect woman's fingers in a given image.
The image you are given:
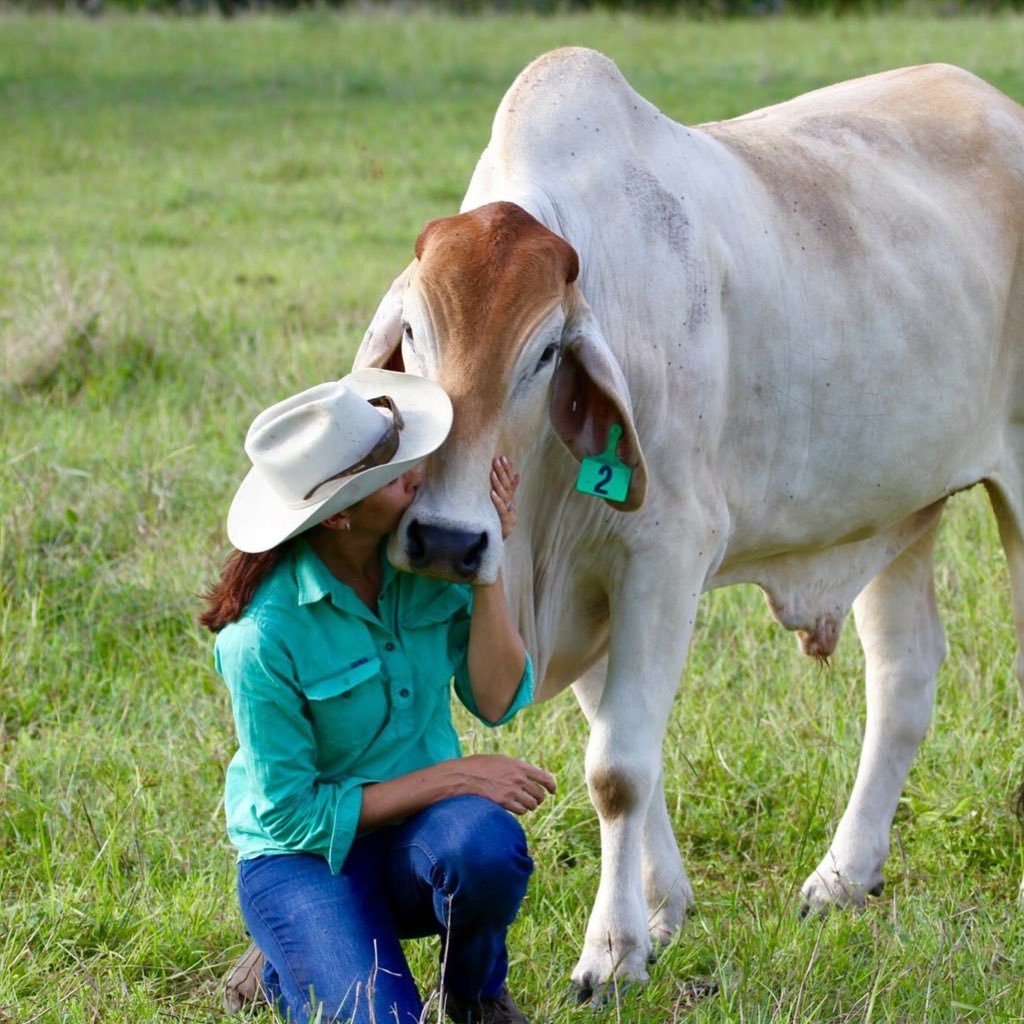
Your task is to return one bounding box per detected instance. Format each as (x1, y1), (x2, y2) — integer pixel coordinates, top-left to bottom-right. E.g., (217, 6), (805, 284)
(495, 456), (520, 494)
(490, 456), (520, 505)
(507, 761), (556, 811)
(460, 755), (555, 814)
(528, 765), (558, 793)
(490, 456), (521, 540)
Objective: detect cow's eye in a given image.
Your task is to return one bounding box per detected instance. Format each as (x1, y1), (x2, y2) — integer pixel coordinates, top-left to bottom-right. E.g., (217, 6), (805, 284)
(402, 323), (414, 343)
(536, 344), (558, 370)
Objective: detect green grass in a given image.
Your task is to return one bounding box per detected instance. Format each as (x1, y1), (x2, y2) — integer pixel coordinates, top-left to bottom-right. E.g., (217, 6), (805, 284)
(3, 9), (1024, 1022)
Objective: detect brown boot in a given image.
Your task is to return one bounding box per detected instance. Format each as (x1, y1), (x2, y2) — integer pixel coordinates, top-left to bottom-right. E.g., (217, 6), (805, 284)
(223, 942), (267, 1013)
(441, 986), (529, 1024)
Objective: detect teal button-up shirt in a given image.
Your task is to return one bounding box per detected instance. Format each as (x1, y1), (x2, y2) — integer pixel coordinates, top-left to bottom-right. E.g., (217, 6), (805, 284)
(215, 538), (534, 873)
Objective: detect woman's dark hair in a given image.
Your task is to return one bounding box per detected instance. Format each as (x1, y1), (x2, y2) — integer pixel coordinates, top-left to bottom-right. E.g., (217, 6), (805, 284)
(199, 543), (291, 633)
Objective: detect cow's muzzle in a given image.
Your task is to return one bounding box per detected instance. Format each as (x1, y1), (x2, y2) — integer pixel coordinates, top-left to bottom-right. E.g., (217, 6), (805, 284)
(406, 519), (489, 580)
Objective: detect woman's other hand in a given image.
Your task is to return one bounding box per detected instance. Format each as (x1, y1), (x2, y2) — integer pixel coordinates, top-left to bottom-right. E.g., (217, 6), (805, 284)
(359, 755), (556, 831)
(490, 456), (521, 541)
(450, 754), (556, 815)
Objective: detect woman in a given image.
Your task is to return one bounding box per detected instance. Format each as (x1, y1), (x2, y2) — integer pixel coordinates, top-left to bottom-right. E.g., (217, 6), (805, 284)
(200, 369), (555, 1024)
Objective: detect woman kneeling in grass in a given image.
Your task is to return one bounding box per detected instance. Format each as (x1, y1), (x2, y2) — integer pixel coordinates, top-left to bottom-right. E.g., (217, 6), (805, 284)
(200, 369), (555, 1024)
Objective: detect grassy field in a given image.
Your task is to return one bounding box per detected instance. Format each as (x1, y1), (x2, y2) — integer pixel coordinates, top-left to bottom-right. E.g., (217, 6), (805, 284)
(3, 9), (1024, 1022)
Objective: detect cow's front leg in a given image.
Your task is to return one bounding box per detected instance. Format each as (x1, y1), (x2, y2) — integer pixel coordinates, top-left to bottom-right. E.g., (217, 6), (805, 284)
(572, 666), (693, 958)
(802, 519), (945, 911)
(570, 583), (697, 998)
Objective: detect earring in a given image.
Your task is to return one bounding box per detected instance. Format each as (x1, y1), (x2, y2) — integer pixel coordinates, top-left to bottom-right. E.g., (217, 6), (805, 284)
(344, 521), (352, 531)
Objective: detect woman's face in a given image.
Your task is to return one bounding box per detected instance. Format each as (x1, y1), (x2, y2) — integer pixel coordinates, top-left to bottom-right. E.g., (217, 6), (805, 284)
(346, 464), (425, 537)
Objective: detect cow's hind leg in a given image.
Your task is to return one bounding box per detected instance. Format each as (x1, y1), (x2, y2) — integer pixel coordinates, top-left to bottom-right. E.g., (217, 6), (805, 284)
(801, 511), (947, 912)
(642, 770), (693, 949)
(984, 477), (1024, 902)
(572, 663), (693, 958)
(986, 479), (1024, 707)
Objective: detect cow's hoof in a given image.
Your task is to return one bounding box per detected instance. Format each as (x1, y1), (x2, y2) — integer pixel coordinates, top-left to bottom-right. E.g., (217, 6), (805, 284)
(800, 867), (884, 915)
(570, 944), (649, 1006)
(567, 977), (634, 1008)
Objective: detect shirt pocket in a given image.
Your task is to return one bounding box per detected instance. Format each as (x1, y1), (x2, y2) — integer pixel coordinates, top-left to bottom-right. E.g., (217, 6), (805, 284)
(302, 657), (389, 767)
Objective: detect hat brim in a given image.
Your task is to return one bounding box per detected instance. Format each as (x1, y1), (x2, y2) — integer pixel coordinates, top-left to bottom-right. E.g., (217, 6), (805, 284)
(226, 369), (453, 553)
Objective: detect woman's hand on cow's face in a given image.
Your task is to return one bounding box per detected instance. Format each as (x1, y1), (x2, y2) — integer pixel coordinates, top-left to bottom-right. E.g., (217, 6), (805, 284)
(490, 456), (521, 541)
(450, 754), (556, 815)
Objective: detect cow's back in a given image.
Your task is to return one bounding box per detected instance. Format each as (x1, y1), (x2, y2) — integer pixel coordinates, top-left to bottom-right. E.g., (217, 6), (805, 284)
(703, 63), (1024, 271)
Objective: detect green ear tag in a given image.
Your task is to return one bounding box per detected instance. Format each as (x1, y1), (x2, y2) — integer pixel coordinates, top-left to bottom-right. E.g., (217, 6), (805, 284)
(575, 424), (633, 502)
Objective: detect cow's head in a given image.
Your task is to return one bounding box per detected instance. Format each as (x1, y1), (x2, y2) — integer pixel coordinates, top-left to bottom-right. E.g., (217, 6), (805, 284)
(353, 200), (647, 584)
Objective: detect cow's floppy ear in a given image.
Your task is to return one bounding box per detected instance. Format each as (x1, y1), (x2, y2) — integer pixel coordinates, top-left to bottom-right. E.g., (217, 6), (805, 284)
(352, 264), (413, 372)
(550, 286), (647, 511)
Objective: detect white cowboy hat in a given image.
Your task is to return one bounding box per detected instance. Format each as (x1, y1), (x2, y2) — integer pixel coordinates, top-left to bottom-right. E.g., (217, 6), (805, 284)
(227, 368), (453, 553)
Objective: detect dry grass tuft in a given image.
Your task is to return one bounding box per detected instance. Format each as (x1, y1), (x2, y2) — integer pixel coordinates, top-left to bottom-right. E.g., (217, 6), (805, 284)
(0, 255), (126, 395)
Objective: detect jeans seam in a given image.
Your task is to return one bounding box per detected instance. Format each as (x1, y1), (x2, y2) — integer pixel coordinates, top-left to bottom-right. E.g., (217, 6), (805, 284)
(402, 838), (450, 893)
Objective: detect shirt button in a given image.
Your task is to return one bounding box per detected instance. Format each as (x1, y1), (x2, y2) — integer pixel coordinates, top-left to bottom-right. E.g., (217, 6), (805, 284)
(385, 642), (396, 651)
(399, 688), (410, 698)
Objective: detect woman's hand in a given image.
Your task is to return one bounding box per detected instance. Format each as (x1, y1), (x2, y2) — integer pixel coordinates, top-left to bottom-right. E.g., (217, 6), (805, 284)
(490, 456), (521, 541)
(359, 756), (556, 831)
(444, 754), (557, 815)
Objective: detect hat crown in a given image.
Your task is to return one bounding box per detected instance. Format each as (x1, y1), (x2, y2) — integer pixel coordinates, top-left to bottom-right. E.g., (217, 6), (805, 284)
(227, 368), (452, 553)
(244, 381), (394, 509)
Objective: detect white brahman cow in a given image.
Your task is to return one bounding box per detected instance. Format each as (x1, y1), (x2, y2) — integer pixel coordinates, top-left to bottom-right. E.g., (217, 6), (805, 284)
(354, 48), (1024, 995)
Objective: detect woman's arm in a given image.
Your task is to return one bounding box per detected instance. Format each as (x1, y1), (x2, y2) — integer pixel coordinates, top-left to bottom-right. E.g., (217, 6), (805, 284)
(465, 457), (528, 723)
(358, 753), (556, 832)
(466, 567), (527, 723)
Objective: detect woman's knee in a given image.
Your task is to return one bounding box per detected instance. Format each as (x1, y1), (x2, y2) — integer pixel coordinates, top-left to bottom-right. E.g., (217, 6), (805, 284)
(428, 796), (534, 912)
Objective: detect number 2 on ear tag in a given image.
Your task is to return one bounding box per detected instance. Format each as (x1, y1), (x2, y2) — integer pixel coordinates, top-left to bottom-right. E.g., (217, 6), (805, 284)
(575, 424), (633, 502)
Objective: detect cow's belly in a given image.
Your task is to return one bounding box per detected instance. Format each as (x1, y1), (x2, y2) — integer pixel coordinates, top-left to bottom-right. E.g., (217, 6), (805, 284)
(721, 413), (993, 561)
(709, 500), (948, 655)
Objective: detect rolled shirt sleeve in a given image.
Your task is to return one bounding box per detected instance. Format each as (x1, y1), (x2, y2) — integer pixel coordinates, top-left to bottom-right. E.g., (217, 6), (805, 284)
(453, 650), (535, 727)
(440, 583), (535, 727)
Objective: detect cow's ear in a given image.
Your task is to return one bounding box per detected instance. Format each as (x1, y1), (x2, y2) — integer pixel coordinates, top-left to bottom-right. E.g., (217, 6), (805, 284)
(550, 287), (648, 511)
(352, 264), (413, 372)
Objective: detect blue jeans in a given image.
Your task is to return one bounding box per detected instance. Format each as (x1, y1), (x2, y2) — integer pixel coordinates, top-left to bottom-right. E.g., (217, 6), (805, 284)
(237, 795), (534, 1024)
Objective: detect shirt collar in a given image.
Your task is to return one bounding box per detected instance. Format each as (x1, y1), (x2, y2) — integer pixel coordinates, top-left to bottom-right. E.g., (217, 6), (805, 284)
(292, 536), (398, 608)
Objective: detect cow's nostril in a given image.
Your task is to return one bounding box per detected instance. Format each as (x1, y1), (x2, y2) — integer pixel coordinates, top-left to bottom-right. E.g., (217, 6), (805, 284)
(406, 520), (426, 565)
(459, 532), (488, 577)
(405, 522), (489, 578)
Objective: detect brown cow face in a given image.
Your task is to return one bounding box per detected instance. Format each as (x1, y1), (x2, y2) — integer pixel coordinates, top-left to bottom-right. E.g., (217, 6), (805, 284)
(353, 201), (647, 584)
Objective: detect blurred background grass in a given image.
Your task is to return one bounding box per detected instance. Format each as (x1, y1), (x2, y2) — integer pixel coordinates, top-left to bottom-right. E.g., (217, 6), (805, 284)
(2, 11), (1024, 1021)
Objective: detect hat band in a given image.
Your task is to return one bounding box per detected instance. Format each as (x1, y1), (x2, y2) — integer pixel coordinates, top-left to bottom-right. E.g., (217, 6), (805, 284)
(301, 395), (405, 502)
